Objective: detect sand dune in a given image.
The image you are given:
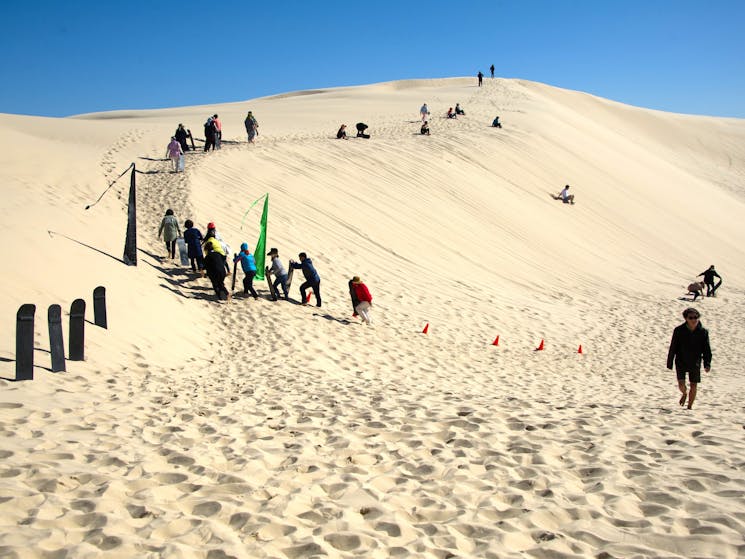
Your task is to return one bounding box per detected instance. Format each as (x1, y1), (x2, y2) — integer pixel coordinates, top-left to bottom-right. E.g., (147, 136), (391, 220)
(1, 77), (744, 558)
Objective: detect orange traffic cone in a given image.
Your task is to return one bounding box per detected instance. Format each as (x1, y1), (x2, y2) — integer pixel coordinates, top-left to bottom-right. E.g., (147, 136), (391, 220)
(422, 323), (429, 334)
(577, 345), (583, 354)
(306, 292), (312, 304)
(492, 335), (500, 346)
(535, 339), (545, 351)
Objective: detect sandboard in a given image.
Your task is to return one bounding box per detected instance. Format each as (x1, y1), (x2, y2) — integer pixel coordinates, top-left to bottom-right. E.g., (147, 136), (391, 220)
(188, 131), (195, 150)
(48, 304), (66, 373)
(16, 303), (36, 380)
(177, 238), (189, 266)
(231, 258), (238, 292)
(287, 263), (295, 292)
(177, 154), (185, 172)
(265, 266), (278, 300)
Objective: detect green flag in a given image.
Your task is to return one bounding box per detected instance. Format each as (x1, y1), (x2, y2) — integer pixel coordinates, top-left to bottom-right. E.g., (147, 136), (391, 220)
(254, 194), (269, 280)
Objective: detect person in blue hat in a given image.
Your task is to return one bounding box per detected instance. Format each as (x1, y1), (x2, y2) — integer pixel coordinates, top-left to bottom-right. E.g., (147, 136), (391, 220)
(233, 243), (258, 299)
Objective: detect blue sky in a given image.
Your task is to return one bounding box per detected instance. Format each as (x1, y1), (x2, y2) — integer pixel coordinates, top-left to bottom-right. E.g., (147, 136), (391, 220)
(1, 0), (744, 118)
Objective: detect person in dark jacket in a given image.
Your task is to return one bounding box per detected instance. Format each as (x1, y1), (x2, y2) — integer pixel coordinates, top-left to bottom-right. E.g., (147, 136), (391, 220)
(289, 252), (321, 307)
(697, 265), (722, 297)
(204, 243), (230, 301)
(667, 307), (712, 409)
(183, 219), (204, 275)
(175, 124), (190, 152)
(204, 116), (217, 151)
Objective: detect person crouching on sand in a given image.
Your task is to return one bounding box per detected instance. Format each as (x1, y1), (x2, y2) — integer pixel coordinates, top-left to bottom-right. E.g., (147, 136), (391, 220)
(337, 124), (348, 140)
(351, 276), (373, 324)
(420, 121), (430, 135)
(667, 307), (712, 409)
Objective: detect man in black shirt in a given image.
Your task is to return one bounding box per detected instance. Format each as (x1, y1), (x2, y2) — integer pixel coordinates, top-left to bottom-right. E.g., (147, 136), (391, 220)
(667, 307), (712, 409)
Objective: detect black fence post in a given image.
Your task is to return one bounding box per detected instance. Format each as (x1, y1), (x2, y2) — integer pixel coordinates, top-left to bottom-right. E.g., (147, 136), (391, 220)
(15, 304), (36, 381)
(69, 299), (86, 361)
(48, 304), (66, 373)
(93, 286), (107, 329)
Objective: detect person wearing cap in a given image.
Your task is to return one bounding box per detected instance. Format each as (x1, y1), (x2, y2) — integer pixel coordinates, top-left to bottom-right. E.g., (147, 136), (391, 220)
(203, 222), (231, 275)
(245, 111), (258, 143)
(289, 252), (321, 307)
(697, 265), (722, 297)
(267, 248), (289, 300)
(204, 243), (230, 301)
(351, 276), (373, 325)
(158, 209), (181, 260)
(233, 243), (258, 299)
(667, 307), (712, 409)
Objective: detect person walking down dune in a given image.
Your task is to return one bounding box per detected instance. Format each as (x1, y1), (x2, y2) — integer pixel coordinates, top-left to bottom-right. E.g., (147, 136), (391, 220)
(233, 243), (258, 299)
(667, 307), (712, 409)
(165, 137), (184, 172)
(351, 276), (373, 325)
(204, 242), (230, 302)
(420, 103), (430, 122)
(698, 265), (722, 297)
(183, 219), (205, 275)
(245, 111), (258, 143)
(290, 252), (321, 307)
(158, 209), (180, 260)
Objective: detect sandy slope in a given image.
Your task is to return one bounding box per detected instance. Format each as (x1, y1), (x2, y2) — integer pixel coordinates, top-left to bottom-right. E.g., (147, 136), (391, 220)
(0, 78), (744, 558)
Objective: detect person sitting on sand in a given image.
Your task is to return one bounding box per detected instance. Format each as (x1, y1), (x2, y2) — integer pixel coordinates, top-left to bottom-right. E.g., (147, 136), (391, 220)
(447, 107), (457, 119)
(204, 243), (230, 301)
(351, 276), (373, 325)
(337, 124), (348, 140)
(557, 185), (575, 204)
(420, 121), (430, 135)
(455, 103), (465, 115)
(697, 265), (722, 297)
(492, 116), (502, 128)
(233, 243), (258, 299)
(667, 307), (712, 409)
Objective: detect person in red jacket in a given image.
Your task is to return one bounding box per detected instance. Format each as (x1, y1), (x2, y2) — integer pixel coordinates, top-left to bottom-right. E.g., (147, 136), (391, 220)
(351, 276), (373, 325)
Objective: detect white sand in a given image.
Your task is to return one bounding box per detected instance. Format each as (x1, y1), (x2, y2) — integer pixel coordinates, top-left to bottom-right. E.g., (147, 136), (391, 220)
(1, 77), (744, 558)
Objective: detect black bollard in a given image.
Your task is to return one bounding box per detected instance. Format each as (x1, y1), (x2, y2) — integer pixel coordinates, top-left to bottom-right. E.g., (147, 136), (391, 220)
(69, 299), (86, 361)
(93, 286), (107, 329)
(48, 304), (66, 373)
(15, 304), (36, 381)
